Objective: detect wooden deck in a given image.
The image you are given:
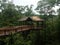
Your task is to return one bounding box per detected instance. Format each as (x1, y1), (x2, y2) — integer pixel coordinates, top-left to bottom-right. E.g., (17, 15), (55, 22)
(0, 25), (43, 36)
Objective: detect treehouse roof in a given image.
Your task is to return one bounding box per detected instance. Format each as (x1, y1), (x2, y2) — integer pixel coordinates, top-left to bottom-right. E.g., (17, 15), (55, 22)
(18, 16), (44, 21)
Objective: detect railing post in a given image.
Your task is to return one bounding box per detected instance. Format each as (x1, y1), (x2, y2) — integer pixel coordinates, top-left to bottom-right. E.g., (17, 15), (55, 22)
(4, 30), (6, 35)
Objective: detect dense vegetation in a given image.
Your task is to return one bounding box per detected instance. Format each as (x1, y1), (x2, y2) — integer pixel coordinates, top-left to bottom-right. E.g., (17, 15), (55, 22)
(0, 0), (60, 45)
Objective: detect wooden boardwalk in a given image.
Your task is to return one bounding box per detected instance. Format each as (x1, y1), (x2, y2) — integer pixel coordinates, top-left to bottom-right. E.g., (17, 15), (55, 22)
(0, 25), (43, 36)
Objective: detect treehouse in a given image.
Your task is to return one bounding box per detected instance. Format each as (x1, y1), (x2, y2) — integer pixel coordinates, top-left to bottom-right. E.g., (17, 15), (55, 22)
(18, 16), (44, 29)
(0, 16), (44, 36)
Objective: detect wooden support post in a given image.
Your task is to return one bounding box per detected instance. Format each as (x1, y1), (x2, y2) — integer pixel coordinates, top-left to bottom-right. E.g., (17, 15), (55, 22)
(15, 29), (17, 33)
(4, 30), (6, 35)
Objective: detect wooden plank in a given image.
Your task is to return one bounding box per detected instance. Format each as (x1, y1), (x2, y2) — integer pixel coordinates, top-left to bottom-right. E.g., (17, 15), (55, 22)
(0, 25), (43, 36)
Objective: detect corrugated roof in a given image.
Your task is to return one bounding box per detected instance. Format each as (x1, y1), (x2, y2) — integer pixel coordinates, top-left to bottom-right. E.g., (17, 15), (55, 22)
(18, 17), (28, 21)
(31, 16), (44, 21)
(18, 16), (44, 21)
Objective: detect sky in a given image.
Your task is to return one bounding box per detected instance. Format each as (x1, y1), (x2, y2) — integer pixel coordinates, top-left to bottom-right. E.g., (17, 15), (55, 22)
(13, 0), (39, 9)
(12, 0), (40, 14)
(10, 0), (60, 15)
(13, 0), (60, 9)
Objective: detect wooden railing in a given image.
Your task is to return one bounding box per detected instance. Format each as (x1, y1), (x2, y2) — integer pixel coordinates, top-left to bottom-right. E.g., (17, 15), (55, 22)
(0, 25), (43, 36)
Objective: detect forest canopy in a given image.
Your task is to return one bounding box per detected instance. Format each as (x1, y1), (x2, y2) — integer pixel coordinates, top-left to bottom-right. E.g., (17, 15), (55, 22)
(0, 0), (60, 45)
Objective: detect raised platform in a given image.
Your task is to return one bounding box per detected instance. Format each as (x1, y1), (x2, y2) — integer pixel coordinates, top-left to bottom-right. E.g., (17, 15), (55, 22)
(0, 25), (43, 36)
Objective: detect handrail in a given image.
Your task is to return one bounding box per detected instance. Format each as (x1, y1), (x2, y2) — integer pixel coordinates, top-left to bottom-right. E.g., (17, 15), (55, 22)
(0, 25), (43, 36)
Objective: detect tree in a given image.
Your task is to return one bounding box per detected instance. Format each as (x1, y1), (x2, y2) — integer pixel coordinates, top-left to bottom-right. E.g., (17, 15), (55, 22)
(24, 5), (34, 16)
(56, 8), (60, 41)
(43, 0), (60, 6)
(0, 1), (20, 27)
(36, 0), (55, 15)
(16, 5), (25, 15)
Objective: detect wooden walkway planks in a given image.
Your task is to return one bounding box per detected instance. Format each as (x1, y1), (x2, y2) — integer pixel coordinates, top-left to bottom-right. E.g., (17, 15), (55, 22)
(0, 25), (42, 36)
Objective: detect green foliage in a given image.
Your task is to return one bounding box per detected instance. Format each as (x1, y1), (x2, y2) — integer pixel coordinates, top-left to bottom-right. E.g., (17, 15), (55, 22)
(0, 0), (60, 45)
